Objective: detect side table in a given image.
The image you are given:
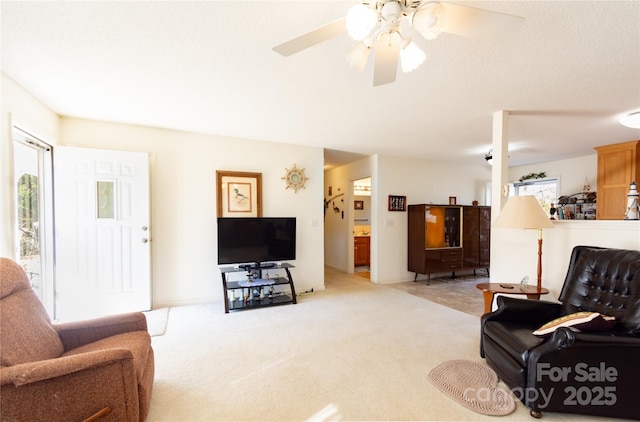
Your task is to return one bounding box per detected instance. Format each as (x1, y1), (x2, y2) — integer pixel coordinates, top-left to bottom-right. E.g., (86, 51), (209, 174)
(476, 282), (550, 315)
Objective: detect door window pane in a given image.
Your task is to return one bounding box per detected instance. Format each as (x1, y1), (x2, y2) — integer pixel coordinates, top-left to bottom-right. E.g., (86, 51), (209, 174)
(97, 181), (115, 219)
(13, 130), (54, 318)
(14, 142), (42, 293)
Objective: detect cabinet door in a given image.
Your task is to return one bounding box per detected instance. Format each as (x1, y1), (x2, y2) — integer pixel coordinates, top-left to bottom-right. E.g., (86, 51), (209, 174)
(462, 207), (480, 267)
(407, 204), (427, 273)
(595, 141), (640, 220)
(354, 237), (370, 266)
(478, 207), (491, 266)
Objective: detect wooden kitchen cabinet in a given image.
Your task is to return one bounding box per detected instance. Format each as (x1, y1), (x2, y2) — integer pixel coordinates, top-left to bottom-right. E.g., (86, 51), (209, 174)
(594, 140), (640, 220)
(354, 236), (370, 267)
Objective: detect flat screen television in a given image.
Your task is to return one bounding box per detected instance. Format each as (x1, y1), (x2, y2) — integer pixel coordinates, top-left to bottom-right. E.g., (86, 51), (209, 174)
(217, 217), (296, 268)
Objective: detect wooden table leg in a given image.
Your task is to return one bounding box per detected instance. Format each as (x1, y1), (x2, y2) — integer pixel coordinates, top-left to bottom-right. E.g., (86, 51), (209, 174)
(482, 291), (494, 314)
(526, 294), (541, 300)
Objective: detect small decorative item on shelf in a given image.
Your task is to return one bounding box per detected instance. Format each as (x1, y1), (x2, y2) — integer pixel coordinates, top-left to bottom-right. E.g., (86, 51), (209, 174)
(549, 203), (557, 220)
(625, 181), (639, 220)
(449, 196), (457, 205)
(583, 177), (591, 193)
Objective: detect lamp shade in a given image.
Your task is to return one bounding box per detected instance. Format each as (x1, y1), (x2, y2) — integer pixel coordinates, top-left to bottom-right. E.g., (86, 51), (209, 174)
(493, 196), (554, 229)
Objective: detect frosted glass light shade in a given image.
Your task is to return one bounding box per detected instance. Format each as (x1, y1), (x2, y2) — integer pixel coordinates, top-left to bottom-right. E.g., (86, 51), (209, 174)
(412, 3), (446, 40)
(346, 5), (378, 41)
(346, 41), (371, 72)
(493, 196), (554, 229)
(400, 41), (426, 73)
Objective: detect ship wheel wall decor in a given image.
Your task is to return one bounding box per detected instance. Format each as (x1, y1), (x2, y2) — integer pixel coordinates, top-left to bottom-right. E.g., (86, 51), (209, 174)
(282, 164), (308, 192)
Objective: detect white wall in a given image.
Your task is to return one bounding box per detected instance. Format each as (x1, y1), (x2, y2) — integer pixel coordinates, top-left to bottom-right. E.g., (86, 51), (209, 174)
(1, 73), (60, 258)
(325, 154), (493, 284)
(509, 154), (597, 196)
(5, 73), (636, 311)
(491, 154), (640, 309)
(376, 155), (492, 283)
(491, 220), (640, 308)
(60, 117), (325, 308)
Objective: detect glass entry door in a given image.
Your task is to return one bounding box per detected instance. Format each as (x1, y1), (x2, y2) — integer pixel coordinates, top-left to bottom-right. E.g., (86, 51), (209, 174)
(13, 128), (55, 317)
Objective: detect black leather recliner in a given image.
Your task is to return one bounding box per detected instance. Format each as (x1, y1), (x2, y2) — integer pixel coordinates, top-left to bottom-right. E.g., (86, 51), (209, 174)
(480, 246), (640, 419)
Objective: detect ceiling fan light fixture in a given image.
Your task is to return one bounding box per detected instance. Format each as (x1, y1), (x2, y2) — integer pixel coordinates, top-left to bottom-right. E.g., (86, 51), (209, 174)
(400, 40), (426, 73)
(346, 40), (371, 72)
(620, 111), (640, 129)
(346, 4), (378, 41)
(411, 2), (446, 40)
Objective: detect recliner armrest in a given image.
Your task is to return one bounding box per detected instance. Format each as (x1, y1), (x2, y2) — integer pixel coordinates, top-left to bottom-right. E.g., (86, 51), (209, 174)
(536, 326), (640, 352)
(55, 312), (148, 351)
(1, 349), (140, 421)
(482, 296), (562, 326)
(0, 349), (134, 387)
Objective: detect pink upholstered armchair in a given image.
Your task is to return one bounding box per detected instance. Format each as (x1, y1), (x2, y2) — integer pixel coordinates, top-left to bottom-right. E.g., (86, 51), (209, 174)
(0, 258), (154, 421)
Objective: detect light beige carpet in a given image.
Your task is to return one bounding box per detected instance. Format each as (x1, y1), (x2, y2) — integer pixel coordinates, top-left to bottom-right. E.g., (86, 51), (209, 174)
(146, 269), (608, 421)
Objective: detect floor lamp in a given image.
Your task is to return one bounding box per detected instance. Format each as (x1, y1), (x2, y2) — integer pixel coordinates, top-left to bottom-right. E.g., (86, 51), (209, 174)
(493, 196), (554, 291)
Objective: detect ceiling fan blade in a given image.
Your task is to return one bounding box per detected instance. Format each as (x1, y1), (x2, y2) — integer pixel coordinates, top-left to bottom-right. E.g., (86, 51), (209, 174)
(272, 17), (347, 56)
(439, 2), (525, 42)
(373, 32), (400, 87)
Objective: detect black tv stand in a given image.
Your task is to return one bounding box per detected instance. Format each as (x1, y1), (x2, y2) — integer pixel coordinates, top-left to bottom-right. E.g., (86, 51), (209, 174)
(219, 263), (296, 313)
(239, 262), (276, 270)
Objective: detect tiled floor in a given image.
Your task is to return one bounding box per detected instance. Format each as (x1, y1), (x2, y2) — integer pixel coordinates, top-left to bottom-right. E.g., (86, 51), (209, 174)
(389, 272), (488, 318)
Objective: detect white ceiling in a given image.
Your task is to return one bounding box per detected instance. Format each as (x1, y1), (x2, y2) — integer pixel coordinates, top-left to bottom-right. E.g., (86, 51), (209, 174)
(2, 1), (639, 169)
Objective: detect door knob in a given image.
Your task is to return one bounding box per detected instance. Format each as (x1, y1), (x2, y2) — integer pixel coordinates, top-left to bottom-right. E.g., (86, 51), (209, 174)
(141, 226), (148, 231)
(142, 238), (149, 243)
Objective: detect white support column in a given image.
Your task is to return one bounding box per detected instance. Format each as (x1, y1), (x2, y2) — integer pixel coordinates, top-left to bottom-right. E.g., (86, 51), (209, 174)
(491, 110), (510, 223)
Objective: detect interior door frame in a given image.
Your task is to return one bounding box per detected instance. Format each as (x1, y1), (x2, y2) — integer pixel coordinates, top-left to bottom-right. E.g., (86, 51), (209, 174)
(11, 124), (56, 317)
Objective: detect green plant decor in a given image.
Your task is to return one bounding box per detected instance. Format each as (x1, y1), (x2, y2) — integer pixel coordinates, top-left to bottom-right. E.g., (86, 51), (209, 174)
(519, 172), (547, 182)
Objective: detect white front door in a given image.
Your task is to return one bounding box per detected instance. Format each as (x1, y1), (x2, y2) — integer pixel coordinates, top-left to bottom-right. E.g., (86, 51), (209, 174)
(54, 146), (151, 321)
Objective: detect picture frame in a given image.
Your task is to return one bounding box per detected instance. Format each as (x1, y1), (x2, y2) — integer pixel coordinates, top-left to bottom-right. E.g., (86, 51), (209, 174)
(216, 171), (262, 217)
(449, 196), (457, 205)
(354, 200), (364, 210)
(388, 195), (406, 212)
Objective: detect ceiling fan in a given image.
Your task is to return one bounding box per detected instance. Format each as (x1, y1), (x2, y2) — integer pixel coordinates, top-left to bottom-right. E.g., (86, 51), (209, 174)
(272, 1), (525, 87)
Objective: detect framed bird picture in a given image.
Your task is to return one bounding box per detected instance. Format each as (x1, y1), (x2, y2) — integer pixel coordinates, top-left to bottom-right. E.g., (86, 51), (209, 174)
(216, 171), (262, 217)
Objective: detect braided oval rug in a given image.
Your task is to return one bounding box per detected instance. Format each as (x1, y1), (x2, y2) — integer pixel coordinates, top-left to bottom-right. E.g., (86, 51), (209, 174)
(428, 360), (516, 416)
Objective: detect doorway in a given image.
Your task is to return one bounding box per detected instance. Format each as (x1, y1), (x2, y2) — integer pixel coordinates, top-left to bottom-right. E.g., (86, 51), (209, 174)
(12, 127), (55, 317)
(353, 177), (371, 279)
